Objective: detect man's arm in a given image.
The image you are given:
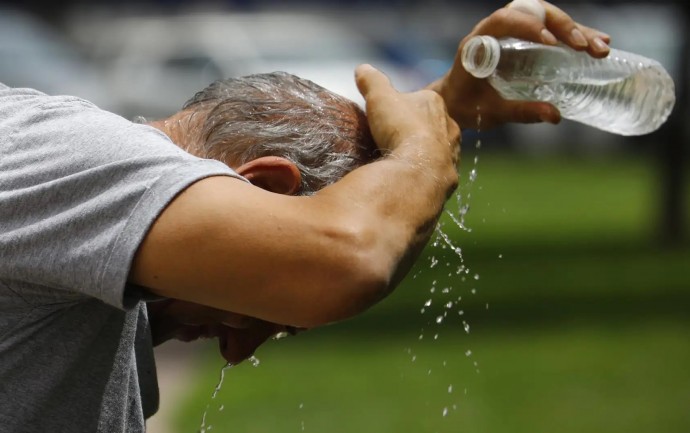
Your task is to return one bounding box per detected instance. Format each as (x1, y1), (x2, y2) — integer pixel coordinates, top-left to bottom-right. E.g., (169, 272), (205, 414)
(130, 65), (459, 329)
(428, 0), (611, 129)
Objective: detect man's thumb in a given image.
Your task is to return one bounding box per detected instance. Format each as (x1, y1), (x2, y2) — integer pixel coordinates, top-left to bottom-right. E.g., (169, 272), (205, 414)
(355, 64), (393, 99)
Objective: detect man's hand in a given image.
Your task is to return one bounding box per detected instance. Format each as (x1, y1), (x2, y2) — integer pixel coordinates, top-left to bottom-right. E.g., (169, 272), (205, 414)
(147, 300), (288, 365)
(356, 63), (460, 168)
(429, 0), (611, 129)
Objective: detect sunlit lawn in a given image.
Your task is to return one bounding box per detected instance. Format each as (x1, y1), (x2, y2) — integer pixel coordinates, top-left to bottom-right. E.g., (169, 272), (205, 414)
(175, 320), (690, 433)
(170, 152), (690, 433)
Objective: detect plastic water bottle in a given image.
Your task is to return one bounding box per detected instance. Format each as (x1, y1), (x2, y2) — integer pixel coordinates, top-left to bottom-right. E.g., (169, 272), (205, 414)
(461, 36), (675, 136)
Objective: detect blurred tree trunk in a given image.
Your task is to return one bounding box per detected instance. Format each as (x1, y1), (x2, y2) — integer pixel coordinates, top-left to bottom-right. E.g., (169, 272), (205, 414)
(657, 3), (688, 246)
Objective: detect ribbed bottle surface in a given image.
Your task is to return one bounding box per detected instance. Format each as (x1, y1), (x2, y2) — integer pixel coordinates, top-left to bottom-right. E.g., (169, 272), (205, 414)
(463, 37), (676, 136)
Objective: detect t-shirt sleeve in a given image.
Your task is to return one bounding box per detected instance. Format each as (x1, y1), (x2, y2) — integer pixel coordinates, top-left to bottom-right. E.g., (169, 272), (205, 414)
(0, 91), (245, 309)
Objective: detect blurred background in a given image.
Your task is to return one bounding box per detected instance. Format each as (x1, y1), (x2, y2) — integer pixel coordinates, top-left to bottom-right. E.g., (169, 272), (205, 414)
(2, 0), (688, 432)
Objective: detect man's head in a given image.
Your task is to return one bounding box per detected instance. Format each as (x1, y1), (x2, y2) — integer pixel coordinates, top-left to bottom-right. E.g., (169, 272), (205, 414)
(151, 72), (377, 195)
(146, 72), (378, 363)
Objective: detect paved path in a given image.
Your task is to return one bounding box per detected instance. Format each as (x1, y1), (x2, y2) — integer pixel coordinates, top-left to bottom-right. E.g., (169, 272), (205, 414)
(147, 340), (208, 433)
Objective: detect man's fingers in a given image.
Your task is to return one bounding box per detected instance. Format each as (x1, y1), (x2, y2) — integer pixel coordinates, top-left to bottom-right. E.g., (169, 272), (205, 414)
(219, 320), (281, 365)
(542, 1), (610, 56)
(505, 100), (561, 124)
(479, 8), (554, 45)
(506, 0), (546, 22)
(478, 1), (610, 56)
(355, 64), (395, 100)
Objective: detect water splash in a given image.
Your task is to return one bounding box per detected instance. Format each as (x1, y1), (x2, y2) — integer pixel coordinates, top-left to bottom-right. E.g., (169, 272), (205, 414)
(469, 168), (478, 182)
(411, 108), (485, 422)
(199, 356), (261, 432)
(199, 363), (233, 433)
(298, 403), (305, 431)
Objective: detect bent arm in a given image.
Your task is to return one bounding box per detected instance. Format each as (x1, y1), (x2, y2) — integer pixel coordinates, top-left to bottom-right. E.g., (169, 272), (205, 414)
(130, 66), (459, 328)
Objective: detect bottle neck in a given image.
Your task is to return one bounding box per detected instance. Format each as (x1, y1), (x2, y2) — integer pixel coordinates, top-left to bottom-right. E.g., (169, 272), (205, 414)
(461, 35), (501, 78)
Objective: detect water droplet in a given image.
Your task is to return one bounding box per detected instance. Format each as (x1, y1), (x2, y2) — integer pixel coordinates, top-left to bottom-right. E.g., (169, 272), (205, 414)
(458, 310), (464, 316)
(498, 254), (503, 259)
(218, 405), (224, 412)
(430, 287), (436, 293)
(411, 355), (417, 362)
(430, 256), (438, 268)
(471, 288), (477, 295)
(433, 333), (439, 340)
(299, 403), (304, 409)
(442, 407), (449, 417)
(473, 155), (479, 164)
(469, 169), (478, 182)
(424, 299), (432, 307)
(419, 334), (424, 340)
(442, 287), (450, 294)
(448, 385), (453, 393)
(248, 356), (260, 367)
(427, 369), (432, 375)
(463, 322), (471, 334)
(473, 274), (480, 280)
(475, 139), (482, 149)
(486, 303), (490, 310)
(273, 331), (289, 340)
(465, 350), (472, 357)
(445, 301), (453, 309)
(436, 315), (444, 324)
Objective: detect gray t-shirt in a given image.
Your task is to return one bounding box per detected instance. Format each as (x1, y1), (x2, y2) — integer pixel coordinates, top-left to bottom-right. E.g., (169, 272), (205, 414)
(0, 84), (242, 432)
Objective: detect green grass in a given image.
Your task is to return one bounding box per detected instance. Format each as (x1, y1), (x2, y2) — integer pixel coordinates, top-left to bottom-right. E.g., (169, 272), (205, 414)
(175, 320), (690, 433)
(168, 152), (690, 433)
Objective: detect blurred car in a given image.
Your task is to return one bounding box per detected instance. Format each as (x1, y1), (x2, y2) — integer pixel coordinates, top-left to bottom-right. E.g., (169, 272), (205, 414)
(0, 7), (117, 112)
(68, 12), (423, 119)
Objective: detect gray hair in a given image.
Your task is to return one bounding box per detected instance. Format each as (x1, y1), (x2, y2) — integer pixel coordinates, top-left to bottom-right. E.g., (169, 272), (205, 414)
(182, 72), (377, 195)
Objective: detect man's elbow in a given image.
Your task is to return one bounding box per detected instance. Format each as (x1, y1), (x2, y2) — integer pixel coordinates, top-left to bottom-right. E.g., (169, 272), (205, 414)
(294, 227), (396, 328)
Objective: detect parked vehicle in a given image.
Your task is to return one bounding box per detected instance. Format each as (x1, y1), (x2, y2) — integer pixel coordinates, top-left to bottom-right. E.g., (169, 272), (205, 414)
(0, 7), (117, 112)
(69, 12), (422, 119)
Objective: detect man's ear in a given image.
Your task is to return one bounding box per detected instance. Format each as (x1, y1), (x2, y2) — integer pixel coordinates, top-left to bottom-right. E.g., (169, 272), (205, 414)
(234, 156), (302, 195)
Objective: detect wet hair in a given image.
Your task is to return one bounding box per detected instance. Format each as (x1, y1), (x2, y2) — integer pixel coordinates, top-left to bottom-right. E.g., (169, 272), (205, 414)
(182, 72), (377, 195)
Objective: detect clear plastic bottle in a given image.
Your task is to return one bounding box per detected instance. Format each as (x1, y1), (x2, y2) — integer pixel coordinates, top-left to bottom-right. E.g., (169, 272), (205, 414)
(461, 36), (676, 136)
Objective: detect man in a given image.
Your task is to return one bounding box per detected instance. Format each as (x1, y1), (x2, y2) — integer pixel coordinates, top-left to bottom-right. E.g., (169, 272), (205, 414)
(0, 2), (610, 432)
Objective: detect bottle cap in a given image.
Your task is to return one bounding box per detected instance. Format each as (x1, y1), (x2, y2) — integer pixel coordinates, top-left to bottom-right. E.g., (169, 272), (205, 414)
(461, 36), (501, 79)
